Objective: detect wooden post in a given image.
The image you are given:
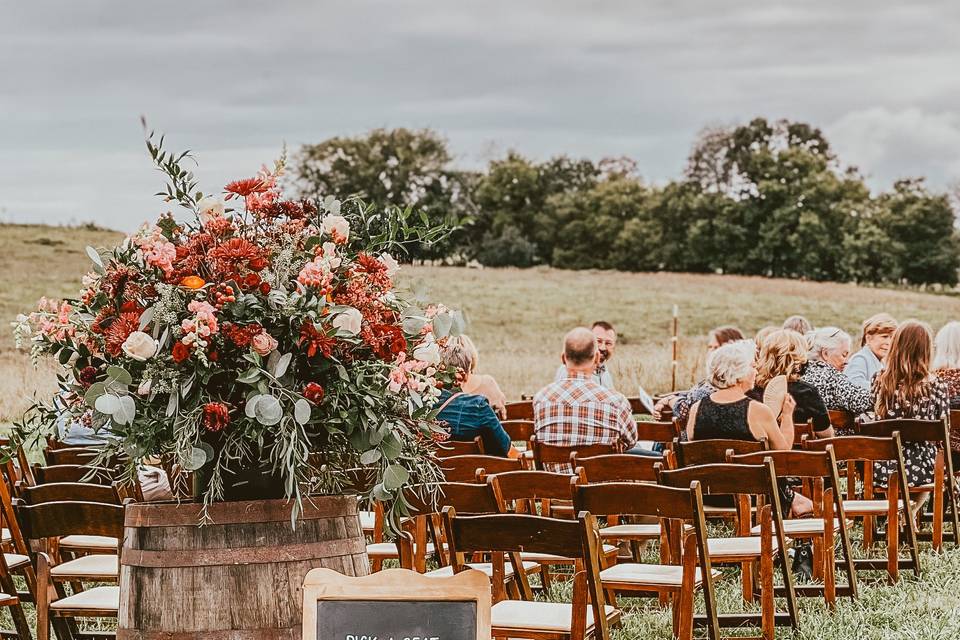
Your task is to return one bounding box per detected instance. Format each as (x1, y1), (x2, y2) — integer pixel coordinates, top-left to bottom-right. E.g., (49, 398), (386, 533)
(671, 305), (679, 392)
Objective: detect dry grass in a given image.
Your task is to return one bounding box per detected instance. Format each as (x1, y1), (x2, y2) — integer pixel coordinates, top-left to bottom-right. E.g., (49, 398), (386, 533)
(4, 223), (960, 422)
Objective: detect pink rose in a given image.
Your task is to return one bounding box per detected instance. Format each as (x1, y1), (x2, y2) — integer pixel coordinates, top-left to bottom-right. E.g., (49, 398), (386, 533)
(251, 331), (278, 356)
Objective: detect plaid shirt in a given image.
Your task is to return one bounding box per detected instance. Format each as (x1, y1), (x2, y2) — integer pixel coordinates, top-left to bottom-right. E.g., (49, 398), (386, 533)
(533, 373), (638, 470)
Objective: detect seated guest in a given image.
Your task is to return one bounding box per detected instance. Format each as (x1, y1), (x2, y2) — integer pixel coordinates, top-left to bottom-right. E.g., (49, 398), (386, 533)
(802, 327), (872, 415)
(445, 335), (508, 419)
(656, 326), (745, 424)
(687, 340), (812, 516)
(554, 321), (618, 390)
(934, 321), (960, 466)
(536, 327), (638, 468)
(748, 329), (832, 437)
(846, 313), (897, 390)
(436, 340), (519, 458)
(754, 325), (778, 355)
(783, 315), (813, 335)
(872, 320), (948, 496)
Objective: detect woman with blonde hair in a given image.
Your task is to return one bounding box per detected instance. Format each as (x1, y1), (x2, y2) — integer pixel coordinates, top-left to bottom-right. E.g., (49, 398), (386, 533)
(846, 313), (897, 390)
(443, 335), (507, 419)
(748, 329), (832, 437)
(872, 320), (949, 488)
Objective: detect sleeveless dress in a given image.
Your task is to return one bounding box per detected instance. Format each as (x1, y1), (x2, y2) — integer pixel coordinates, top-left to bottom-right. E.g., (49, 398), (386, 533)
(692, 396), (754, 441)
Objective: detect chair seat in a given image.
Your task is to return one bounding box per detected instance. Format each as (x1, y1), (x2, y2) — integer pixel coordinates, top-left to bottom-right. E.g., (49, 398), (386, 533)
(4, 553), (30, 571)
(59, 534), (119, 552)
(50, 585), (119, 612)
(491, 600), (618, 633)
(51, 554), (118, 579)
(358, 511), (375, 532)
(1, 528), (10, 544)
(426, 560), (540, 579)
(750, 518), (842, 536)
(366, 542), (436, 558)
(707, 536), (781, 559)
(600, 523), (692, 540)
(599, 562), (721, 588)
(521, 544), (618, 564)
(702, 505), (737, 516)
(843, 499), (904, 515)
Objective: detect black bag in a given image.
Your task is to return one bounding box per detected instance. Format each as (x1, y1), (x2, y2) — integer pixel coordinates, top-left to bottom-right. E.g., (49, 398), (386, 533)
(791, 541), (814, 581)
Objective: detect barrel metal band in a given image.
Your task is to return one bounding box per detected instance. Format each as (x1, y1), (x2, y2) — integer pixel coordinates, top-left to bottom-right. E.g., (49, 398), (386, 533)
(124, 496), (358, 527)
(120, 537), (367, 568)
(117, 628), (298, 640)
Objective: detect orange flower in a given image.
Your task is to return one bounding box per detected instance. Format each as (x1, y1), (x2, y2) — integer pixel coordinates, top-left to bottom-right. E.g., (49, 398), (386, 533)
(180, 276), (206, 290)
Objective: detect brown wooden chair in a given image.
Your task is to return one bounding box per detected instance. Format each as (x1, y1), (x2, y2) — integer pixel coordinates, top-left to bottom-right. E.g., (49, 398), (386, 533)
(490, 470), (618, 589)
(0, 463), (38, 605)
(859, 418), (960, 551)
(728, 447), (858, 608)
(572, 480), (720, 640)
(31, 465), (114, 486)
(42, 447), (104, 467)
(434, 437), (485, 458)
(792, 421), (815, 448)
(440, 455), (524, 483)
(505, 401), (535, 421)
(442, 508), (621, 640)
(657, 460), (799, 637)
(16, 500), (125, 640)
(672, 438), (768, 523)
(627, 397), (654, 415)
(0, 549), (33, 639)
(531, 437), (616, 472)
(502, 420), (535, 467)
(635, 421), (679, 453)
(828, 409), (857, 434)
(803, 433), (921, 582)
(364, 500), (434, 573)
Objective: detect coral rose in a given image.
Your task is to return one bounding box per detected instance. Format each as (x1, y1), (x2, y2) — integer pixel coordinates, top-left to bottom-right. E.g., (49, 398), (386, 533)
(251, 331), (278, 356)
(321, 215), (350, 242)
(121, 331), (159, 361)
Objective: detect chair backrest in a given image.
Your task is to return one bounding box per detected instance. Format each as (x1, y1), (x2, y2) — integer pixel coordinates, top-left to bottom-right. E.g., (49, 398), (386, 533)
(573, 479), (700, 521)
(728, 447), (837, 479)
(504, 401), (534, 421)
(571, 453), (660, 483)
(803, 433), (909, 502)
(673, 437), (768, 467)
(627, 397), (653, 415)
(489, 470), (576, 513)
(657, 460), (779, 505)
(43, 446), (106, 467)
(828, 409), (856, 432)
(406, 481), (503, 517)
(434, 437), (484, 458)
(15, 500), (126, 542)
(440, 455), (523, 482)
(793, 421), (814, 446)
(19, 481), (122, 505)
(635, 421), (678, 448)
(32, 464), (114, 485)
(532, 436), (616, 471)
(501, 420), (535, 444)
(859, 418), (948, 444)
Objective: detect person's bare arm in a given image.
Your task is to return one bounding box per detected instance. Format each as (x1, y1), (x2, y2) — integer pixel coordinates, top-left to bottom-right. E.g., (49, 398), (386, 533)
(747, 401), (791, 450)
(685, 401), (701, 441)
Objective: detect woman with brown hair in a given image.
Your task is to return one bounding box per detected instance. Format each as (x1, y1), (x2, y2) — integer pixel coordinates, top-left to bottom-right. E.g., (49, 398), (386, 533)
(846, 313), (898, 390)
(747, 329), (833, 437)
(872, 320), (950, 488)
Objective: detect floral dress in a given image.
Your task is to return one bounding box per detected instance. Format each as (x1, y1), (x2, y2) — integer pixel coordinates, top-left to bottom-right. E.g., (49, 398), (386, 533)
(872, 377), (950, 488)
(936, 368), (960, 452)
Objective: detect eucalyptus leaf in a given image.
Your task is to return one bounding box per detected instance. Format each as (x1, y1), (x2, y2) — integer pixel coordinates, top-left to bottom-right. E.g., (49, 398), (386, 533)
(84, 382), (106, 407)
(245, 395), (262, 418)
(380, 432), (402, 460)
(432, 313), (453, 338)
(265, 350), (279, 373)
(183, 446), (208, 472)
(237, 367), (261, 384)
(402, 316), (426, 335)
(371, 483), (392, 501)
(293, 398), (311, 425)
(106, 366), (132, 386)
(254, 395), (283, 426)
(383, 464), (409, 491)
(138, 306), (155, 331)
(165, 391), (179, 417)
(95, 393), (121, 415)
(274, 353), (292, 378)
(359, 449), (382, 465)
(85, 246), (103, 269)
(114, 396), (136, 425)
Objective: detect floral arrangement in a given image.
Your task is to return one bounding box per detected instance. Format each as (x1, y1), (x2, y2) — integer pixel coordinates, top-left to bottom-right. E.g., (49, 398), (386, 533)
(11, 127), (462, 523)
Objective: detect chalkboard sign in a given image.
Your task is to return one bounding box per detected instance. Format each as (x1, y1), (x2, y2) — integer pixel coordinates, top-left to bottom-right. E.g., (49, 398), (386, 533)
(302, 568), (490, 640)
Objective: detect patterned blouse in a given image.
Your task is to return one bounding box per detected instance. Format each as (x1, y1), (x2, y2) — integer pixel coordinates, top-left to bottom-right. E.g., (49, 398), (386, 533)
(935, 368), (960, 452)
(801, 360), (873, 415)
(872, 377), (950, 488)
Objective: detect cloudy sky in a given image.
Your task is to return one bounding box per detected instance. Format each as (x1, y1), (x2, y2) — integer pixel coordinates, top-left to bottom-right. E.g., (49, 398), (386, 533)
(3, 1), (960, 231)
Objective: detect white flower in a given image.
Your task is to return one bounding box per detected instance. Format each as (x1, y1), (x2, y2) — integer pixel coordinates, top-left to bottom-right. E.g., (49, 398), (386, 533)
(322, 241), (342, 269)
(379, 252), (400, 277)
(331, 307), (363, 335)
(321, 215), (350, 241)
(137, 379), (153, 396)
(198, 196), (225, 224)
(121, 331), (159, 361)
(413, 340), (441, 365)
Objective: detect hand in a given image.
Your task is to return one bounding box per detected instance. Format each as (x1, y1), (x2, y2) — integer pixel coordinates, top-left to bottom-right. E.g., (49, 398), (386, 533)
(653, 397), (671, 420)
(781, 393), (796, 418)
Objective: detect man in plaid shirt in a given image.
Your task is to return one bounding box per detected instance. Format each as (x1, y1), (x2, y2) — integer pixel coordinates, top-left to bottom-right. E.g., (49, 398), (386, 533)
(534, 327), (638, 471)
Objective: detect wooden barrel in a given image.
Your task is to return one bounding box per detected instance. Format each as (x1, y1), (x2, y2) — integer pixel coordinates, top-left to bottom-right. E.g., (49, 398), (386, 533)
(118, 495), (369, 639)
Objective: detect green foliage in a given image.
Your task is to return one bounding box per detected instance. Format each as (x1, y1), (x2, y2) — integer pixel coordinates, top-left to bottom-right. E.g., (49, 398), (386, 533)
(291, 121), (960, 285)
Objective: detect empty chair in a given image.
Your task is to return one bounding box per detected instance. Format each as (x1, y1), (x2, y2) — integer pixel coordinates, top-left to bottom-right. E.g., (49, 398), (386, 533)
(440, 455), (523, 483)
(434, 437), (485, 458)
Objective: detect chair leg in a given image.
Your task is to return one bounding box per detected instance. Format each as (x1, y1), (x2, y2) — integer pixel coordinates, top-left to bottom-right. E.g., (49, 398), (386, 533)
(760, 545), (775, 639)
(887, 511), (900, 584)
(740, 561), (755, 603)
(36, 553), (51, 640)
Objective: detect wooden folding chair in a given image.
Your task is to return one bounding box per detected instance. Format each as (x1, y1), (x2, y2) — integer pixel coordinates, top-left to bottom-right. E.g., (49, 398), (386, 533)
(364, 501), (434, 573)
(672, 438), (768, 523)
(635, 421), (680, 454)
(573, 480), (720, 640)
(19, 482), (127, 558)
(31, 466), (114, 487)
(440, 455), (523, 483)
(16, 500), (125, 640)
(792, 421), (814, 448)
(828, 410), (856, 434)
(0, 549), (33, 639)
(502, 420), (535, 467)
(658, 460), (799, 637)
(435, 437), (485, 458)
(505, 401), (535, 421)
(490, 470), (618, 590)
(0, 464), (38, 606)
(803, 433), (921, 582)
(728, 447), (858, 608)
(442, 508), (621, 640)
(42, 448), (103, 467)
(860, 418), (960, 551)
(531, 437), (616, 473)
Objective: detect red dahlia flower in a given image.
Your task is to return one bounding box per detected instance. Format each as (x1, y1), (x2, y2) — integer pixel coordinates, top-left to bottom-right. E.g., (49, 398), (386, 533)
(299, 322), (336, 358)
(78, 366), (99, 387)
(203, 402), (230, 432)
(303, 382), (325, 404)
(171, 340), (191, 363)
(103, 311), (142, 357)
(224, 177), (266, 199)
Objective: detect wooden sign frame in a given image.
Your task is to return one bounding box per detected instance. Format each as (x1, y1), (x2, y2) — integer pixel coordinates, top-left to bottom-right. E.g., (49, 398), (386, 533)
(302, 568), (491, 640)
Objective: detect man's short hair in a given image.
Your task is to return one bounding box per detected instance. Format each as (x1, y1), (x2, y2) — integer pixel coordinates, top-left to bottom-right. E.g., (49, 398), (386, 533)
(592, 320), (615, 334)
(564, 327), (597, 366)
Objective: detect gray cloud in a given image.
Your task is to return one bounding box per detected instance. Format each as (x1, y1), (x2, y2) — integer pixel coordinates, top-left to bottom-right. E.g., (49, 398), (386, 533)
(2, 1), (960, 231)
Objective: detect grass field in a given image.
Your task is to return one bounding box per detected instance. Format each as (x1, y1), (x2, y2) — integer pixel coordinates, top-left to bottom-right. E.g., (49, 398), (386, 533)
(3, 223), (960, 636)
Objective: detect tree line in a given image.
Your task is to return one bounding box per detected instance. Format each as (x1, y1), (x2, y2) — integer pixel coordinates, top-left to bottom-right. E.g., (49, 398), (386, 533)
(293, 117), (960, 286)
